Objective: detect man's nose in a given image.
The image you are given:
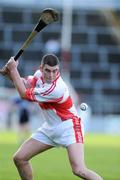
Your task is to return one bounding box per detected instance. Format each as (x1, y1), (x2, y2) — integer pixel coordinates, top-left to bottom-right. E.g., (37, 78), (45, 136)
(49, 71), (53, 76)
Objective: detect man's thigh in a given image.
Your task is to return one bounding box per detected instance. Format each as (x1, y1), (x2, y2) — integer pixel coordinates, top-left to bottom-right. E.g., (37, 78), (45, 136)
(15, 138), (54, 160)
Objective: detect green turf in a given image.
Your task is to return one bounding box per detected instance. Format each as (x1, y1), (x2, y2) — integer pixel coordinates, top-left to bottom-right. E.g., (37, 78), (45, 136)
(0, 131), (120, 180)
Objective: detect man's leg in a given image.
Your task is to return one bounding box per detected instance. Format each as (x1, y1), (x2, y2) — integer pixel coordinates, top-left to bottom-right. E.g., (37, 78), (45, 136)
(67, 143), (103, 180)
(13, 138), (53, 180)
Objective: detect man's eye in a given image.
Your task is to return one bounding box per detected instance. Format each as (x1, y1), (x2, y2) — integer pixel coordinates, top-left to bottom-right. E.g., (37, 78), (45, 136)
(45, 69), (58, 73)
(45, 69), (51, 73)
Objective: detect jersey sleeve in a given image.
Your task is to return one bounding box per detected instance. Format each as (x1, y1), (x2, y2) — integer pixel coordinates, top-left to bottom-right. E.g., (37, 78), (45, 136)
(23, 70), (41, 89)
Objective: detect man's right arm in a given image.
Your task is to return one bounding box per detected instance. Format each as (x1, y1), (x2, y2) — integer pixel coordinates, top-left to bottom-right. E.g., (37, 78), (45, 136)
(6, 57), (27, 99)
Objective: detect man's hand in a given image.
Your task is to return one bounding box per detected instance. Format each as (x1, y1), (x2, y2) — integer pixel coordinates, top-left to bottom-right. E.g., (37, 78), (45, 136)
(6, 57), (18, 72)
(0, 65), (9, 76)
(0, 57), (19, 80)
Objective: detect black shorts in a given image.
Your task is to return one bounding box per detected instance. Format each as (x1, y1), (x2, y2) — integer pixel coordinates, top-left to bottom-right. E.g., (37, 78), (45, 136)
(19, 109), (29, 124)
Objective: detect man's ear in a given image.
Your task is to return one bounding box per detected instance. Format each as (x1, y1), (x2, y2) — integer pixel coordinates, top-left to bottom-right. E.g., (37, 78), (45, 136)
(40, 65), (43, 72)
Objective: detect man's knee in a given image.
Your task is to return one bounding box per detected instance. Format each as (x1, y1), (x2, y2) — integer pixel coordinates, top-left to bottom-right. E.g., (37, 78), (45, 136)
(13, 152), (26, 166)
(72, 167), (87, 178)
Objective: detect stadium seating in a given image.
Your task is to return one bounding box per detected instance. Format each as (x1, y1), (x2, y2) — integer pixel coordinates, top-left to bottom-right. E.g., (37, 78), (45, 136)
(0, 7), (120, 115)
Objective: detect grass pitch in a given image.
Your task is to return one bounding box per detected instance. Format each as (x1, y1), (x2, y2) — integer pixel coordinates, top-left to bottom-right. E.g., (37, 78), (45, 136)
(0, 131), (120, 180)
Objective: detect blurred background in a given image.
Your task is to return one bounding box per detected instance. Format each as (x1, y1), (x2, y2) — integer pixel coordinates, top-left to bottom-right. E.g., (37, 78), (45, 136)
(0, 1), (120, 180)
(0, 0), (120, 134)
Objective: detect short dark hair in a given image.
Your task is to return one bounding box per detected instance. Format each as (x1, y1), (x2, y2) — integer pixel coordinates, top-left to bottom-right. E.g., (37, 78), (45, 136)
(41, 54), (59, 67)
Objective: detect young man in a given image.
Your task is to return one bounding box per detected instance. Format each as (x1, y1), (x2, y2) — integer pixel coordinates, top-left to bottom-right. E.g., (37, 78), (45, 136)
(2, 54), (103, 180)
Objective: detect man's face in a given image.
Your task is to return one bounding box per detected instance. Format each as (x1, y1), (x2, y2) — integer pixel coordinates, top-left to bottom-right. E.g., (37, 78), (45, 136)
(41, 64), (59, 83)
